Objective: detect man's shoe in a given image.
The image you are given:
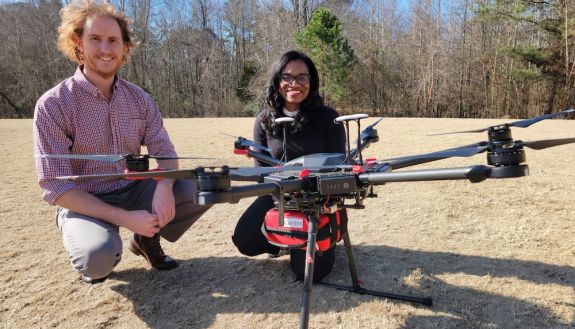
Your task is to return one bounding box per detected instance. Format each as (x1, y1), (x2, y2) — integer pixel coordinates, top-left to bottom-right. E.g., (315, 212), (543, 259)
(79, 274), (108, 284)
(128, 234), (178, 270)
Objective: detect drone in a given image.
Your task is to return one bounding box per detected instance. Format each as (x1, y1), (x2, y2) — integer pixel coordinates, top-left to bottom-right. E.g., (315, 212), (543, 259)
(40, 108), (575, 329)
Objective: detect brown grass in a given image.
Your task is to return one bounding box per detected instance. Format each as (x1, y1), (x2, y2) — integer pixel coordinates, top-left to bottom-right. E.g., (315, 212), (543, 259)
(1, 117), (574, 329)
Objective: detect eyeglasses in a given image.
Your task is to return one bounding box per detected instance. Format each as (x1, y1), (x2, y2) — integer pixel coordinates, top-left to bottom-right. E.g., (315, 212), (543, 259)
(280, 74), (311, 85)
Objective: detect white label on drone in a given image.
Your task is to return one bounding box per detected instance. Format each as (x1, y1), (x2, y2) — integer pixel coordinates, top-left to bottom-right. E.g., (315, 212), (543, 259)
(283, 217), (304, 229)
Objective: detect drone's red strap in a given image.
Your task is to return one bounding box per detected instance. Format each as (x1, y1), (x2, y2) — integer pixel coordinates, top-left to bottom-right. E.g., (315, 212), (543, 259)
(352, 165), (365, 173)
(365, 158), (377, 166)
(124, 168), (164, 181)
(234, 148), (250, 157)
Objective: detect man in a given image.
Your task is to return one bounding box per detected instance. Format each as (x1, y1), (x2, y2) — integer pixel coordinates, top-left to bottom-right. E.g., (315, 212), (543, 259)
(33, 0), (210, 283)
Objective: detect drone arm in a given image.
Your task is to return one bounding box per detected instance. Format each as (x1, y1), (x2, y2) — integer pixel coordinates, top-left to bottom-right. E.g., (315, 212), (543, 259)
(359, 165), (492, 184)
(246, 149), (284, 166)
(383, 156), (452, 170)
(197, 179), (303, 204)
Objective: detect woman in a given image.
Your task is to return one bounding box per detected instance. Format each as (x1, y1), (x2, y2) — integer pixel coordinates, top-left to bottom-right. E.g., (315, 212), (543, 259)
(232, 50), (346, 282)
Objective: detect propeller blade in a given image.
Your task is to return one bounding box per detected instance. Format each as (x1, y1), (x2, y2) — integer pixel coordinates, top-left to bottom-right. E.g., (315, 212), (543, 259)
(56, 169), (199, 181)
(429, 127), (488, 135)
(430, 108), (574, 135)
(37, 154), (126, 163)
(152, 156), (221, 161)
(510, 108), (574, 128)
(229, 165), (353, 180)
(381, 143), (490, 169)
(38, 153), (220, 163)
(521, 137), (575, 150)
(220, 132), (272, 153)
(218, 131), (237, 138)
(365, 118), (383, 130)
(230, 166), (301, 178)
(360, 119), (383, 138)
(241, 139), (272, 153)
(351, 118), (384, 146)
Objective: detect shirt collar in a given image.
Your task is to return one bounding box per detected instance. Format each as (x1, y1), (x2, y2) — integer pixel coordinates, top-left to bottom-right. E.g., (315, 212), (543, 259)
(283, 108), (299, 117)
(73, 65), (119, 97)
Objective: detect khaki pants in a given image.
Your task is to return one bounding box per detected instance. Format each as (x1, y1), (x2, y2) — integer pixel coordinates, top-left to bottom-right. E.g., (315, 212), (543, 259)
(57, 179), (211, 280)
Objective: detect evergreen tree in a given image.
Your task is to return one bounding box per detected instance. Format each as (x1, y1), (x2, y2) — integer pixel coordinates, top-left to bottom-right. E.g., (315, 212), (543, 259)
(296, 8), (356, 103)
(478, 0), (575, 113)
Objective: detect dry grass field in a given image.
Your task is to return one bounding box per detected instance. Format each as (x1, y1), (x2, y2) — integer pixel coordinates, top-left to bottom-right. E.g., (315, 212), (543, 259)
(0, 117), (573, 329)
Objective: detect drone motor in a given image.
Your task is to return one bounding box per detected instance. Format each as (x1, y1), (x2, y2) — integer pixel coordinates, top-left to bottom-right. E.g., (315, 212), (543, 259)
(481, 125), (530, 178)
(125, 154), (150, 171)
(196, 166), (231, 192)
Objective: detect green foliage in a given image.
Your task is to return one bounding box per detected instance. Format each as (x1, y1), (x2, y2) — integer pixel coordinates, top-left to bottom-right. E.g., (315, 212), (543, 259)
(478, 0), (573, 96)
(511, 67), (541, 80)
(295, 8), (356, 103)
(480, 0), (569, 37)
(511, 1), (530, 17)
(241, 100), (260, 117)
(502, 46), (553, 66)
(236, 63), (257, 103)
(538, 18), (562, 36)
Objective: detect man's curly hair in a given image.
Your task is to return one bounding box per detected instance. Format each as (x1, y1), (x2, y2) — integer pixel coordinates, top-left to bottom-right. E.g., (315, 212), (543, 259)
(57, 0), (138, 64)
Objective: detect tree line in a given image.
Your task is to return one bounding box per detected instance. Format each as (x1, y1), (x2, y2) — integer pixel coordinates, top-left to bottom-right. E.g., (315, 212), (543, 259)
(0, 0), (574, 119)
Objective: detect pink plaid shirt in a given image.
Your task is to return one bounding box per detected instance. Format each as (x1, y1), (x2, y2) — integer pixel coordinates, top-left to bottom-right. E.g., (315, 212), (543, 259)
(33, 66), (176, 205)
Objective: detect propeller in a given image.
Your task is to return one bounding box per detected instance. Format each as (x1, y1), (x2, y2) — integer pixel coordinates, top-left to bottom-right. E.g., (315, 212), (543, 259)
(380, 143), (491, 169)
(219, 132), (272, 153)
(229, 164), (354, 181)
(358, 118), (383, 141)
(381, 136), (575, 170)
(364, 118), (384, 130)
(55, 168), (200, 180)
(229, 166), (304, 180)
(520, 137), (575, 150)
(430, 108), (575, 135)
(36, 153), (218, 162)
(55, 163), (353, 182)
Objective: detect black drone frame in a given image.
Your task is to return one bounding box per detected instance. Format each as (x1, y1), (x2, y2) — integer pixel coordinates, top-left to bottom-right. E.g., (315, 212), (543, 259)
(198, 113), (534, 329)
(48, 109), (575, 329)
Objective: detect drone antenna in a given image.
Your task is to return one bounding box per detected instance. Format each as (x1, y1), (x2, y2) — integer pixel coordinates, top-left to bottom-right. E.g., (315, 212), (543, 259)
(275, 117), (295, 162)
(344, 122), (351, 158)
(334, 120), (352, 162)
(356, 119), (363, 164)
(335, 114), (369, 164)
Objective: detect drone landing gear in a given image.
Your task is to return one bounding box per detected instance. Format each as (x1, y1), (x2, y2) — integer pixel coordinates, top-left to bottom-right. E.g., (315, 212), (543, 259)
(318, 232), (433, 304)
(298, 210), (432, 329)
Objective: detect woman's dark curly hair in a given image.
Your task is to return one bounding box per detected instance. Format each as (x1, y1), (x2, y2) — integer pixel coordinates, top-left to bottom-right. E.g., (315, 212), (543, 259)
(260, 50), (323, 136)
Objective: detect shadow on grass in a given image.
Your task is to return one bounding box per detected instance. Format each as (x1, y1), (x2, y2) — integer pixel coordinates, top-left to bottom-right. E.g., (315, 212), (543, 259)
(109, 245), (574, 329)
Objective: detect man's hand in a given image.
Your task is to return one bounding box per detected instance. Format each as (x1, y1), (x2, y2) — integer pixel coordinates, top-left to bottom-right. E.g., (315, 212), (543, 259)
(152, 179), (176, 228)
(55, 189), (160, 237)
(123, 210), (160, 237)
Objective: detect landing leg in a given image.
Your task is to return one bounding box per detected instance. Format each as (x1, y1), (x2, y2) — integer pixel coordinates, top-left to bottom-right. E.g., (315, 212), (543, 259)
(318, 232), (433, 306)
(299, 214), (319, 329)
